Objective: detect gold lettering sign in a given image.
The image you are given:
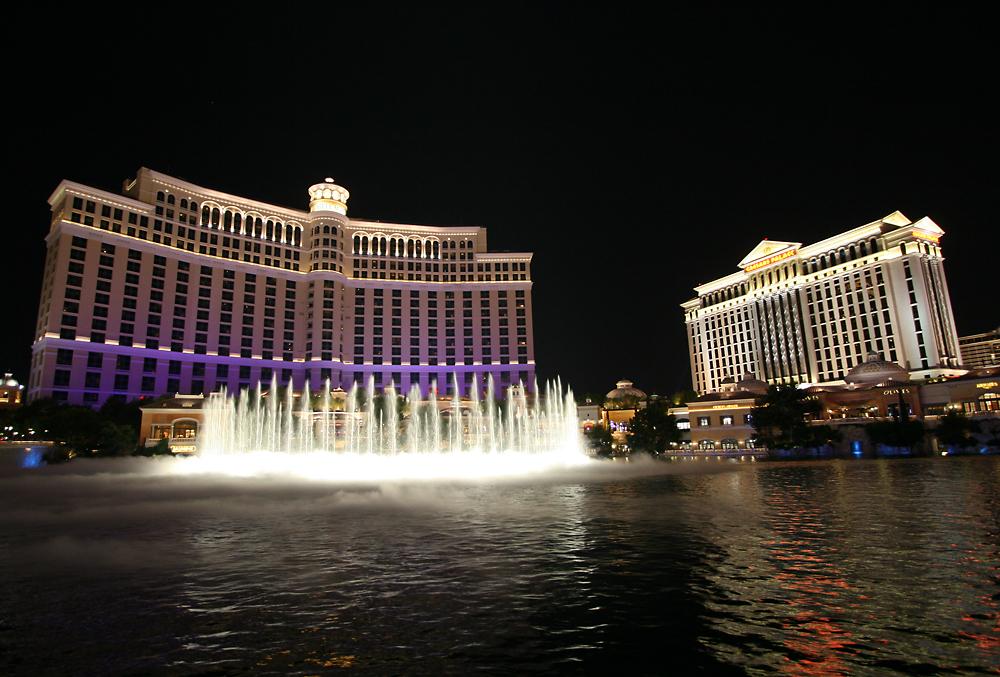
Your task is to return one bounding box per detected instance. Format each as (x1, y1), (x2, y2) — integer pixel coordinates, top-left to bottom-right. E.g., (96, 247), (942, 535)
(744, 248), (798, 272)
(913, 231), (940, 244)
(976, 381), (999, 389)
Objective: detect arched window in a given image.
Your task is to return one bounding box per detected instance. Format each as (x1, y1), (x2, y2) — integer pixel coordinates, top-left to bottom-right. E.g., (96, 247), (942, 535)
(266, 220), (274, 240)
(211, 208), (220, 227)
(172, 419), (198, 439)
(254, 218), (263, 238)
(190, 201), (198, 211)
(415, 240), (422, 258)
(721, 438), (738, 450)
(433, 241), (440, 258)
(294, 228), (301, 247)
(166, 193), (175, 205)
(859, 242), (867, 256)
(353, 235), (361, 254)
(156, 191), (165, 202)
(180, 198), (188, 209)
(233, 213), (242, 233)
(201, 206), (211, 225)
(223, 211), (233, 231)
(407, 239), (414, 257)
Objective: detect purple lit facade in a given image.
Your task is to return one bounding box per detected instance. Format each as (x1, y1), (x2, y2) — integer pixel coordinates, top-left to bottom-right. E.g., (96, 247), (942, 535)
(29, 169), (535, 407)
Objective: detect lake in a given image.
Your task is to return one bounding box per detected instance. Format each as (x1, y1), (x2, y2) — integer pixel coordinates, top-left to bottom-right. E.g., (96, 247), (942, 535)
(1, 454), (997, 674)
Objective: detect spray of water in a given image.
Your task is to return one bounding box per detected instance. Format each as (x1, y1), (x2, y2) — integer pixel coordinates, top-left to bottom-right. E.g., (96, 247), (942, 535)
(186, 375), (590, 480)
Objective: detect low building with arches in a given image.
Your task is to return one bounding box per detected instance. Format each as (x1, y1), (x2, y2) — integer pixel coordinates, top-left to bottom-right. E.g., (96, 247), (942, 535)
(30, 169), (535, 407)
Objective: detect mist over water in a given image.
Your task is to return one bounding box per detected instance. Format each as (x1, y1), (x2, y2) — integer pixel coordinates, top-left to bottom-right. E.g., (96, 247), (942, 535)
(1, 455), (997, 674)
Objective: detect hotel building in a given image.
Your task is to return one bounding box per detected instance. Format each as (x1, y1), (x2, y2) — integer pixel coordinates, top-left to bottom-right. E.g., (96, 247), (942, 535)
(683, 211), (964, 394)
(28, 168), (535, 407)
(959, 328), (999, 369)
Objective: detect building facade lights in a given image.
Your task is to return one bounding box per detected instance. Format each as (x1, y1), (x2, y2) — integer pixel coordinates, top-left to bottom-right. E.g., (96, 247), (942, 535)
(29, 168), (536, 407)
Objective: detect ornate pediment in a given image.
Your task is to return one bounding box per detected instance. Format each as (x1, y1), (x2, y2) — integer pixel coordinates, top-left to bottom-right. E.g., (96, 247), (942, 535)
(738, 239), (802, 271)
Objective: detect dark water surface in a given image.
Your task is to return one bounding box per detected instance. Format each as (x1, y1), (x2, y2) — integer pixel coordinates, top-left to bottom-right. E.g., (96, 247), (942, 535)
(1, 456), (997, 675)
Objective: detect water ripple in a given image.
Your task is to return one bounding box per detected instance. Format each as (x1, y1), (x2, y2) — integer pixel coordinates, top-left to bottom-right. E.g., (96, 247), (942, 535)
(0, 457), (997, 674)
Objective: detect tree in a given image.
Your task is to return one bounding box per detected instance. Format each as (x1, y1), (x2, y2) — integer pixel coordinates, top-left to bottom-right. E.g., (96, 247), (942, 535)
(866, 419), (925, 451)
(751, 385), (840, 450)
(134, 438), (172, 457)
(584, 424), (615, 458)
(98, 396), (144, 429)
(933, 411), (979, 450)
(670, 389), (698, 406)
(5, 398), (138, 458)
(628, 401), (681, 455)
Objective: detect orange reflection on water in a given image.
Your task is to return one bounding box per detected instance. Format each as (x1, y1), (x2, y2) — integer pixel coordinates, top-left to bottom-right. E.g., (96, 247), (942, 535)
(762, 489), (857, 675)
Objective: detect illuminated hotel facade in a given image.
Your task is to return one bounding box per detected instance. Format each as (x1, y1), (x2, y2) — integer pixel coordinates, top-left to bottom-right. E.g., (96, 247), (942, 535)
(683, 211), (964, 394)
(28, 168), (534, 406)
(958, 328), (999, 369)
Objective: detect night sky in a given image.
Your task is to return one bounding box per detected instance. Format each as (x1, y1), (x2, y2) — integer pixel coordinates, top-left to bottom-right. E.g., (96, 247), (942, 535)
(7, 6), (996, 398)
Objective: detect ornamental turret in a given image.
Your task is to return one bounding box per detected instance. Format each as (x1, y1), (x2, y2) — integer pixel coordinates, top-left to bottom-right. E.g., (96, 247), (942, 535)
(308, 178), (350, 215)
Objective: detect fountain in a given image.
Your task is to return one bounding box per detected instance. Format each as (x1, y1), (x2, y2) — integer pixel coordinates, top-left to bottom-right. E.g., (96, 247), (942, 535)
(182, 374), (591, 481)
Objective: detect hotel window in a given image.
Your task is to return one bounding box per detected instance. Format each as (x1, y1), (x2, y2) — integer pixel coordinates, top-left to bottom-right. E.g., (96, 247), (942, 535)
(697, 416), (710, 427)
(721, 415), (734, 426)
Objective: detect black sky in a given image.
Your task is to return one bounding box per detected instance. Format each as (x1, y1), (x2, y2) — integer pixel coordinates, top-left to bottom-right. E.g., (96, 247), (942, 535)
(6, 5), (997, 397)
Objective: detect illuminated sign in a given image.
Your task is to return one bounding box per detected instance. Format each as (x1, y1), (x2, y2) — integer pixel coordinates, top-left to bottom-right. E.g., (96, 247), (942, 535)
(976, 381), (999, 390)
(882, 388), (911, 395)
(743, 248), (798, 272)
(913, 231), (940, 244)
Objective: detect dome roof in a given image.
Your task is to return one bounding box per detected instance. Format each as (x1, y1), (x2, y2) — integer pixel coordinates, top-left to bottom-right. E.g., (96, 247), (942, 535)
(845, 353), (910, 385)
(736, 373), (768, 394)
(606, 379), (647, 400)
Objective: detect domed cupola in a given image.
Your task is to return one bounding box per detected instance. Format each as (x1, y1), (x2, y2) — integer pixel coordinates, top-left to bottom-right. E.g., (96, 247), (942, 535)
(308, 178), (350, 215)
(844, 352), (910, 385)
(605, 379), (647, 402)
(736, 372), (768, 394)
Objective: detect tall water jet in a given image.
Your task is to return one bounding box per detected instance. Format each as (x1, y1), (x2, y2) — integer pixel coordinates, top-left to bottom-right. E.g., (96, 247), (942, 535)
(194, 374), (591, 481)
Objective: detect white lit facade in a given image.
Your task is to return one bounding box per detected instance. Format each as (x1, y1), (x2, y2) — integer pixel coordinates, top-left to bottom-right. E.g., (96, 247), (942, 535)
(683, 211), (963, 394)
(959, 328), (999, 369)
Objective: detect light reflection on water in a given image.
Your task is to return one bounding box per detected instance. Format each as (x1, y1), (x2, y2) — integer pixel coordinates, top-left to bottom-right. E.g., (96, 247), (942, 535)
(0, 456), (997, 674)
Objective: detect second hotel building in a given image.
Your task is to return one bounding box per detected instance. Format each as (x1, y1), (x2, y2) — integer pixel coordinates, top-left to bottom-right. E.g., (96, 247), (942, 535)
(28, 169), (535, 406)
